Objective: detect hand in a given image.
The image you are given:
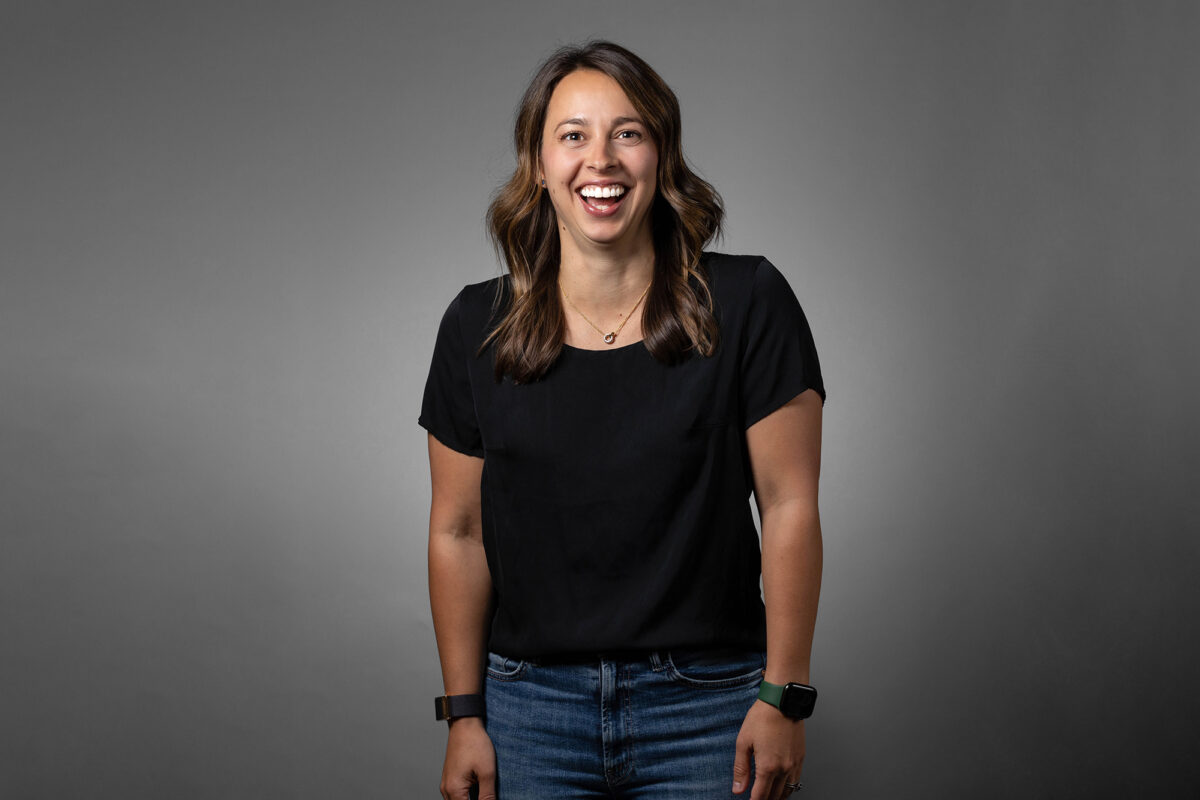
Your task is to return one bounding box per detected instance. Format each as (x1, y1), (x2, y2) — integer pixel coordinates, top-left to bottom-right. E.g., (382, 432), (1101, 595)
(732, 700), (806, 799)
(440, 717), (497, 800)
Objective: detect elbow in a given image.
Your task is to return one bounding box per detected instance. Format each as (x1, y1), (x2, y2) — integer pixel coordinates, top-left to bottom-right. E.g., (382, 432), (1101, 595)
(428, 502), (484, 544)
(429, 519), (483, 544)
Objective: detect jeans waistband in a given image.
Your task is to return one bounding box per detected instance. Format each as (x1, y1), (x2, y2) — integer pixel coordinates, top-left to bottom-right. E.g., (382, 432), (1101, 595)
(512, 646), (759, 668)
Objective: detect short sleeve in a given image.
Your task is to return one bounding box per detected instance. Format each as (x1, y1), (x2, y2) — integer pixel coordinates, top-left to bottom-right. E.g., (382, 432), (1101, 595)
(418, 292), (484, 458)
(740, 258), (827, 428)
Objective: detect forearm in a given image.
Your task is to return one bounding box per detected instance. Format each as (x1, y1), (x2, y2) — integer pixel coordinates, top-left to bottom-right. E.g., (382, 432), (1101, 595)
(760, 500), (822, 684)
(429, 530), (494, 695)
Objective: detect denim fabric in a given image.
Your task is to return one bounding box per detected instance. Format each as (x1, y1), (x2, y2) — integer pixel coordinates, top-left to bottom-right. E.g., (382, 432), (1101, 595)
(484, 649), (765, 798)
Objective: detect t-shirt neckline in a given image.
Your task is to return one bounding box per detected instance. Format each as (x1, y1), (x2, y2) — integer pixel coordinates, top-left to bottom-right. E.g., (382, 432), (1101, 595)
(561, 339), (646, 354)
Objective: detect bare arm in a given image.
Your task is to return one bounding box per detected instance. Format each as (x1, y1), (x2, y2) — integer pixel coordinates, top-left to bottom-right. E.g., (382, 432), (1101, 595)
(753, 390), (823, 687)
(426, 433), (496, 800)
(733, 388), (824, 799)
(428, 433), (491, 694)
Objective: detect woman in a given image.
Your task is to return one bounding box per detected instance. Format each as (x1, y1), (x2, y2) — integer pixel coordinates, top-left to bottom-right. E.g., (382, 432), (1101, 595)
(419, 41), (825, 799)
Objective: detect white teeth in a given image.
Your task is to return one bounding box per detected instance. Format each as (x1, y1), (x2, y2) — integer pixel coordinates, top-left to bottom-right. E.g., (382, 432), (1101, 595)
(579, 185), (626, 199)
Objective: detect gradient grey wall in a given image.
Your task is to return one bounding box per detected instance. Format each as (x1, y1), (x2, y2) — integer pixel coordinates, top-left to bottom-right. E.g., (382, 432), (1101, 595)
(3, 2), (1196, 797)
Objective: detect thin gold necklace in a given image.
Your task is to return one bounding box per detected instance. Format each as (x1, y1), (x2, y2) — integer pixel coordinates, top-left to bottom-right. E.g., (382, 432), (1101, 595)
(559, 278), (653, 345)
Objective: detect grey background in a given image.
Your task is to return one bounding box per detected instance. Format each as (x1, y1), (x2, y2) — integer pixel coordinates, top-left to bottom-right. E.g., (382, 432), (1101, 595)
(3, 1), (1197, 797)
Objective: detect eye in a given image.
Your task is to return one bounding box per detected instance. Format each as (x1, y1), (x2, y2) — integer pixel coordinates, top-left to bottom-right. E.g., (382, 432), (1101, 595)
(616, 130), (642, 141)
(561, 131), (584, 143)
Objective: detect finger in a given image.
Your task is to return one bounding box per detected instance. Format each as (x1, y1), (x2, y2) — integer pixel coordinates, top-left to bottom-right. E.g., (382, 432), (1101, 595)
(732, 738), (752, 794)
(441, 778), (471, 800)
(748, 766), (767, 800)
(779, 771), (805, 800)
(477, 768), (497, 800)
(749, 767), (781, 800)
(747, 777), (764, 800)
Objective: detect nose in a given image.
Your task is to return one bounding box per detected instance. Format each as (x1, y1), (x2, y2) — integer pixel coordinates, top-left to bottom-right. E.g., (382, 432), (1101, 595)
(585, 137), (617, 171)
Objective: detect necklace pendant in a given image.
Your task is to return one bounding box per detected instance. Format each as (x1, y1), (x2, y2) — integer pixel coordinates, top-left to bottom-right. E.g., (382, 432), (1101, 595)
(604, 332), (616, 344)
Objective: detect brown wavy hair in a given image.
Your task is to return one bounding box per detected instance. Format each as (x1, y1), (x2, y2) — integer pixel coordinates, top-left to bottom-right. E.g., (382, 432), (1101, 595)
(483, 40), (724, 383)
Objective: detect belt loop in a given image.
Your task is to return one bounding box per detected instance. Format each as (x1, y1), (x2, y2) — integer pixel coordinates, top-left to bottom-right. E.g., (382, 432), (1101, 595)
(649, 651), (664, 670)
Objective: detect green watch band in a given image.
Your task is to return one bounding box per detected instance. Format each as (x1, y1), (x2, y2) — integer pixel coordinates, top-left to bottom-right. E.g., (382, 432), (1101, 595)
(757, 679), (818, 719)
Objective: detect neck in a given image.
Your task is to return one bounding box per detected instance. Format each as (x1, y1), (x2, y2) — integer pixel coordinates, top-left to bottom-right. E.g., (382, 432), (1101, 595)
(557, 231), (655, 307)
(558, 250), (654, 306)
(557, 238), (655, 348)
(556, 200), (658, 289)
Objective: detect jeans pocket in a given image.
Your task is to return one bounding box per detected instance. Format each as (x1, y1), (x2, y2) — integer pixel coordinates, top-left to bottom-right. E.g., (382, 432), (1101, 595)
(665, 649), (765, 689)
(485, 651), (528, 681)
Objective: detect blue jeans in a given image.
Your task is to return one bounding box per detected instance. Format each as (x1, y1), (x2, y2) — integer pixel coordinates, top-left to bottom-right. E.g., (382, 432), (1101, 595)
(484, 648), (765, 798)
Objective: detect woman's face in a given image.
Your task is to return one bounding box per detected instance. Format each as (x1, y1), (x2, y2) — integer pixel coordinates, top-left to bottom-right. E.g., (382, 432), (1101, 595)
(539, 69), (659, 256)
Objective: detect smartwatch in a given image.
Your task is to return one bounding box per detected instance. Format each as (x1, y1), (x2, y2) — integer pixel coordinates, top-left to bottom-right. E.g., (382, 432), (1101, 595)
(434, 693), (486, 722)
(757, 680), (817, 720)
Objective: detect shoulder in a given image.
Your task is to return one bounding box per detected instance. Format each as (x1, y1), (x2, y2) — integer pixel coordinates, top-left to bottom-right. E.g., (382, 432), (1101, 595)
(440, 273), (509, 348)
(700, 251), (767, 285)
(699, 251), (788, 311)
(458, 273), (508, 305)
(702, 251), (810, 295)
(700, 251), (789, 288)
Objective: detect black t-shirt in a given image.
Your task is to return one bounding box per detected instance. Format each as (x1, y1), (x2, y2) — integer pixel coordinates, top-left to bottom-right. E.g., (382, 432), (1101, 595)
(418, 253), (825, 659)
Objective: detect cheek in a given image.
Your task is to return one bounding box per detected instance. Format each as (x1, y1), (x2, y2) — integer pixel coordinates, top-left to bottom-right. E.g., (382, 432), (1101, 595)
(640, 162), (659, 197)
(547, 185), (575, 217)
(639, 152), (659, 186)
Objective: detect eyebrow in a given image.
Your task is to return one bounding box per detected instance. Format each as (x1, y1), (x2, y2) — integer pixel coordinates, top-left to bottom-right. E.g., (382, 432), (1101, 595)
(554, 115), (645, 130)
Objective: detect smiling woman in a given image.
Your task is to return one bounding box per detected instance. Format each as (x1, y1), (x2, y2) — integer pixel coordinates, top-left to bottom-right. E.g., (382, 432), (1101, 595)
(420, 41), (827, 800)
(539, 69), (658, 252)
(483, 41), (725, 382)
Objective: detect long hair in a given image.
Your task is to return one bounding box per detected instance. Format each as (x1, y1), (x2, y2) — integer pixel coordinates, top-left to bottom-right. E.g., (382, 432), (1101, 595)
(483, 41), (724, 383)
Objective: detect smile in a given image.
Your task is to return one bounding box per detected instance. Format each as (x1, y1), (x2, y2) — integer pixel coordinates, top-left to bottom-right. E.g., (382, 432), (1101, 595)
(576, 184), (629, 217)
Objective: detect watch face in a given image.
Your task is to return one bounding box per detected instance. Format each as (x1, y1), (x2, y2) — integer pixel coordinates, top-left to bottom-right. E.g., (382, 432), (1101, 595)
(779, 683), (817, 719)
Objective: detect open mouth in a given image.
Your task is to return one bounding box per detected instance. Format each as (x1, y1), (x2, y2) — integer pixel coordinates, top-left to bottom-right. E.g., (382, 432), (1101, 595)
(577, 184), (628, 216)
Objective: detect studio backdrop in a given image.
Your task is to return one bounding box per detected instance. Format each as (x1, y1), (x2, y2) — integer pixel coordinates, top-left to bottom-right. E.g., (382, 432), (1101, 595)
(2, 1), (1197, 797)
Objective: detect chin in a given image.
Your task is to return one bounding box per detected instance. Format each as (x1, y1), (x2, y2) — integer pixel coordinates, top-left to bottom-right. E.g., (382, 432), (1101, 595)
(577, 215), (652, 249)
